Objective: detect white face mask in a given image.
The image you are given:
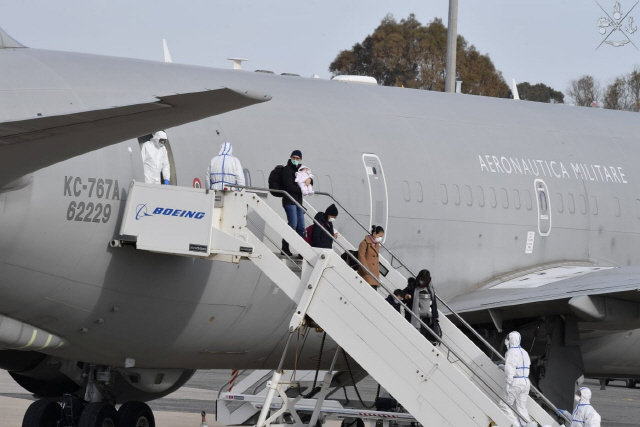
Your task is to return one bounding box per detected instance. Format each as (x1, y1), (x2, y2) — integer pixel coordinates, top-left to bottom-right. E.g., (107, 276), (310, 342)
(574, 394), (581, 402)
(504, 338), (510, 348)
(328, 217), (335, 222)
(374, 237), (382, 243)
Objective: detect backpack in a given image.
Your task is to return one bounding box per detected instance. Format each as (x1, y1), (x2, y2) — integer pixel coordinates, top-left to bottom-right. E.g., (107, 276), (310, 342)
(341, 250), (360, 270)
(268, 165), (285, 197)
(304, 224), (314, 244)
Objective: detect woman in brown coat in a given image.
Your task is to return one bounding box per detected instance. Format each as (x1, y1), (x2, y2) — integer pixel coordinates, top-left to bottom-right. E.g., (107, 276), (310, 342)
(358, 225), (385, 287)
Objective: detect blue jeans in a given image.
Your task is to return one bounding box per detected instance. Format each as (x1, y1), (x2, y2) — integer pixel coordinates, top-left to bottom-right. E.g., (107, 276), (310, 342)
(282, 204), (305, 254)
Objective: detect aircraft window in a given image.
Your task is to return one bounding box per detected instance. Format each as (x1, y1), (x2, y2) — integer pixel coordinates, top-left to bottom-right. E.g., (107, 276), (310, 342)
(416, 182), (423, 202)
(402, 181), (411, 202)
(556, 193), (564, 213)
(614, 197), (621, 217)
(538, 191), (548, 212)
(243, 169), (251, 187)
(256, 170), (266, 187)
(453, 184), (461, 205)
(501, 188), (509, 209)
(324, 175), (333, 195)
(513, 189), (521, 210)
(489, 187), (497, 208)
(568, 193), (575, 214)
(440, 184), (448, 204)
(580, 195), (587, 214)
(137, 133), (177, 185)
(524, 190), (533, 210)
(591, 196), (598, 215)
(477, 186), (485, 207)
(464, 185), (473, 206)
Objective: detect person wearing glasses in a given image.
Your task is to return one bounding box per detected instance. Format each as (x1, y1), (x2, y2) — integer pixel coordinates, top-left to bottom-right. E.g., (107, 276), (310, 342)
(141, 131), (171, 185)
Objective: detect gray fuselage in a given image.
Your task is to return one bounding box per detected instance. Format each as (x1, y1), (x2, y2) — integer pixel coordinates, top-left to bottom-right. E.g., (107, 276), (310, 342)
(1, 46), (640, 375)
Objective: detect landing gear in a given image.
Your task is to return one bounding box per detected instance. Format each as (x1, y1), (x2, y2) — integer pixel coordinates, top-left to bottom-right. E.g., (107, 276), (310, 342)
(119, 401), (155, 427)
(22, 399), (61, 427)
(77, 402), (118, 427)
(626, 379), (637, 388)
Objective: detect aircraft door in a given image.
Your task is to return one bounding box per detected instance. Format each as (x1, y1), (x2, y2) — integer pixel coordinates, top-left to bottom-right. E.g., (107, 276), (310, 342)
(535, 179), (551, 236)
(362, 154), (389, 242)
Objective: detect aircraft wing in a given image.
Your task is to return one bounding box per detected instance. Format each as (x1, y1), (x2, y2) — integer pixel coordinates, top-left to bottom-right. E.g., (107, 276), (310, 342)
(0, 88), (271, 186)
(445, 266), (640, 330)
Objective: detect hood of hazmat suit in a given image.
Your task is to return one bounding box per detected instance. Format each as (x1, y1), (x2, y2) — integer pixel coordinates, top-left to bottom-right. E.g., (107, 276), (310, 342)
(151, 131), (167, 148)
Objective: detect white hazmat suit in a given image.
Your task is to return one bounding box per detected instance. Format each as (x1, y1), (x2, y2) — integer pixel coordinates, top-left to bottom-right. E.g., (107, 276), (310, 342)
(206, 142), (245, 190)
(141, 131), (171, 184)
(498, 331), (533, 427)
(570, 387), (601, 427)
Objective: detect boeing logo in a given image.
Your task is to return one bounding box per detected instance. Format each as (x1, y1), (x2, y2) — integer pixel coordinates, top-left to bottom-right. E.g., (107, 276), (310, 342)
(135, 204), (153, 220)
(152, 207), (206, 219)
(135, 204), (206, 220)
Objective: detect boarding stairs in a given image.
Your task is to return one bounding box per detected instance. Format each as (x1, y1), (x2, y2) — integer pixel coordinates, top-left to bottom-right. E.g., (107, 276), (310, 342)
(118, 182), (565, 427)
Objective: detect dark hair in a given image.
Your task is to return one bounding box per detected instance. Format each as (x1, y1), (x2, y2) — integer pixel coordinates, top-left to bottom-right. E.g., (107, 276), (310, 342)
(393, 289), (404, 297)
(407, 277), (416, 288)
(371, 225), (385, 235)
(416, 269), (431, 286)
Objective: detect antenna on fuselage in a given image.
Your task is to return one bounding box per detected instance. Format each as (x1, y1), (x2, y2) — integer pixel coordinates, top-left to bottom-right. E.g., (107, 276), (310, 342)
(162, 39), (172, 63)
(228, 58), (249, 70)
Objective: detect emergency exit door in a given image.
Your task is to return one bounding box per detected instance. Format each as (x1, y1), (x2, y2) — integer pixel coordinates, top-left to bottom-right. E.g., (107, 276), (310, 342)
(535, 179), (551, 236)
(362, 154), (389, 242)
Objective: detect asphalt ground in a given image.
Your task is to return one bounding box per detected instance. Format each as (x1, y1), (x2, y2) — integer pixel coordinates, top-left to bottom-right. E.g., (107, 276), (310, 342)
(1, 369), (638, 426)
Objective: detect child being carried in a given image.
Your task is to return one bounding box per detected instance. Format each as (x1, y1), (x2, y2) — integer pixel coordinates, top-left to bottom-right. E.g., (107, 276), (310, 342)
(295, 165), (314, 196)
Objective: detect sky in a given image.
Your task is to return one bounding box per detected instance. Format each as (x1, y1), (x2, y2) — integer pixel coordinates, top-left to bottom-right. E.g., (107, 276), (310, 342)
(3, 0), (640, 97)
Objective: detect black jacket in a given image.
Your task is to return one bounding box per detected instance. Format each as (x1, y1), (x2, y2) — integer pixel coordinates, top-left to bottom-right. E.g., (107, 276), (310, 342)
(281, 160), (307, 206)
(311, 212), (334, 248)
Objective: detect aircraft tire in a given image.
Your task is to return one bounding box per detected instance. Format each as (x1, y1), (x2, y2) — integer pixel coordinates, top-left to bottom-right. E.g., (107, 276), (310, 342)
(78, 402), (118, 427)
(118, 401), (155, 427)
(22, 399), (61, 427)
(626, 379), (637, 388)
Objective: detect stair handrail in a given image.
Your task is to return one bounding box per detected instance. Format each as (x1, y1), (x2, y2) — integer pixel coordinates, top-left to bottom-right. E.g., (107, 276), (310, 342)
(234, 186), (548, 424)
(307, 191), (568, 423)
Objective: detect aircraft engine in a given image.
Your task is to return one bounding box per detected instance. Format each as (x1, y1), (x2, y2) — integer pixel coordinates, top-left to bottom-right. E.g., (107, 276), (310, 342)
(0, 350), (195, 403)
(0, 350), (81, 397)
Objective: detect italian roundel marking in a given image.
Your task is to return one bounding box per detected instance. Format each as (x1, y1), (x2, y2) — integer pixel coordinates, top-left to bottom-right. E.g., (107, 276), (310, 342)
(193, 178), (202, 188)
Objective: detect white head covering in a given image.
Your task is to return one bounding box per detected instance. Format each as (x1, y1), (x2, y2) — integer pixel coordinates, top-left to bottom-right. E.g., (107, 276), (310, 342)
(151, 131), (167, 147)
(577, 386), (592, 404)
(218, 141), (233, 155)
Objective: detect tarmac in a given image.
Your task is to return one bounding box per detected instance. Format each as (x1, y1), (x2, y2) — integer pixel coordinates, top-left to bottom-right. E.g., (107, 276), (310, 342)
(1, 369), (639, 426)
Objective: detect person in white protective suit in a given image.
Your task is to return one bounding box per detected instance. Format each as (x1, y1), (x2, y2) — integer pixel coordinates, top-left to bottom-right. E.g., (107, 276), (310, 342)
(141, 131), (171, 184)
(206, 141), (245, 190)
(558, 387), (601, 427)
(498, 331), (537, 427)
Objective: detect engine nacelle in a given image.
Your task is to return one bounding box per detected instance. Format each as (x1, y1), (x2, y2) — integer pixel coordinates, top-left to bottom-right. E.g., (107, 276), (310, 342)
(0, 349), (195, 403)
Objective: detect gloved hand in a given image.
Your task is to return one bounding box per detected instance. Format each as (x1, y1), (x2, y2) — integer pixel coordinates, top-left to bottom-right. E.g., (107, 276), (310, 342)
(556, 409), (571, 419)
(497, 364), (505, 371)
(164, 179), (170, 185)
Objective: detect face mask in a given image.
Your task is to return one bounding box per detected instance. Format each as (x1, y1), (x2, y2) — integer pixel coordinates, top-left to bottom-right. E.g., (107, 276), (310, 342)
(504, 338), (510, 348)
(574, 394), (581, 402)
(374, 237), (382, 243)
(291, 159), (300, 166)
(328, 217), (335, 222)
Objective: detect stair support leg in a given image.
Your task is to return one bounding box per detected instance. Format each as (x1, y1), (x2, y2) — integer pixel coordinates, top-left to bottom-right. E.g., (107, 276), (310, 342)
(308, 346), (341, 427)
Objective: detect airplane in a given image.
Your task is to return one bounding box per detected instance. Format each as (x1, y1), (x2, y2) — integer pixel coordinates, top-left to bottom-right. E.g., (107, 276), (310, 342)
(2, 25), (640, 426)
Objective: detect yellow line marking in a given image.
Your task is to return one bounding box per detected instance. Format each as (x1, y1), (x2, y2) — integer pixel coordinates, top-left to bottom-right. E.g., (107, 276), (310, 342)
(16, 330), (37, 349)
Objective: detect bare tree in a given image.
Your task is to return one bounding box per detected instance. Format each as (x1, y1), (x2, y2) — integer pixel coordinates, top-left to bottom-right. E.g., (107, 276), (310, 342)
(567, 75), (601, 107)
(603, 77), (628, 110)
